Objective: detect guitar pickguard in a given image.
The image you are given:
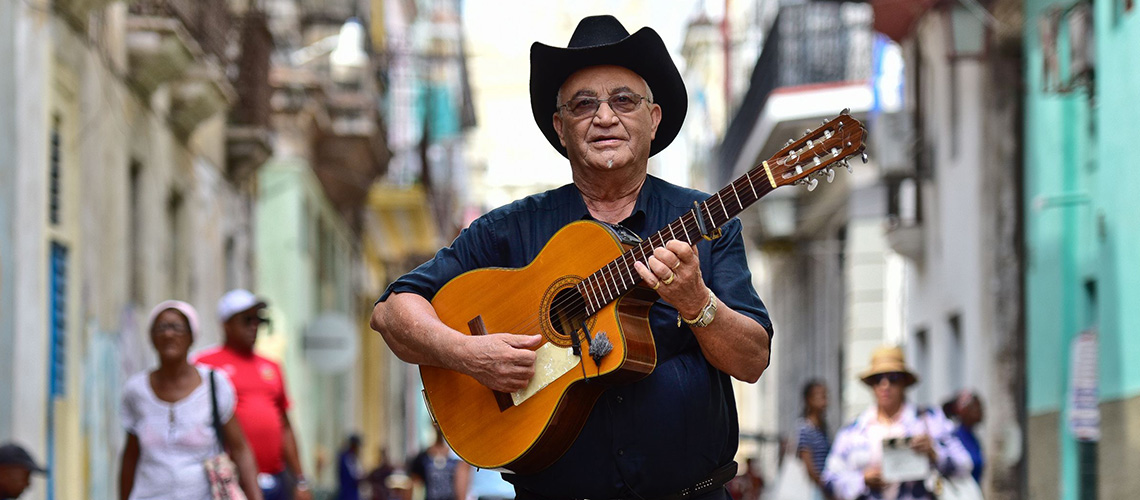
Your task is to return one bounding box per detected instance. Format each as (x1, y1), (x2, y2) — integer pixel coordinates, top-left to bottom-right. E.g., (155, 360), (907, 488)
(511, 342), (580, 406)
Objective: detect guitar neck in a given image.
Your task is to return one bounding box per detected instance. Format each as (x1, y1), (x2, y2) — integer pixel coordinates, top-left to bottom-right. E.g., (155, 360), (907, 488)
(576, 168), (776, 316)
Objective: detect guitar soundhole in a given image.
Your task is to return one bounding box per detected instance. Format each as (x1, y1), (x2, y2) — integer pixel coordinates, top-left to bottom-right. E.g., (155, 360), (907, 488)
(544, 285), (591, 348)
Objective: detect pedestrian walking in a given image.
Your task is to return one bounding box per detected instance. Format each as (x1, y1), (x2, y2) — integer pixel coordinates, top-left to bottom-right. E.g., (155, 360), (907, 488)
(408, 428), (459, 500)
(942, 390), (985, 484)
(195, 289), (312, 500)
(364, 447), (394, 500)
(337, 435), (364, 500)
(798, 379), (832, 499)
(118, 300), (262, 500)
(823, 346), (973, 500)
(0, 443), (46, 499)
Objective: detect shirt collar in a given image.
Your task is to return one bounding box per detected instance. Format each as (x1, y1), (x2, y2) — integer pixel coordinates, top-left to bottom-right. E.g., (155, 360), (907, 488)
(573, 174), (655, 234)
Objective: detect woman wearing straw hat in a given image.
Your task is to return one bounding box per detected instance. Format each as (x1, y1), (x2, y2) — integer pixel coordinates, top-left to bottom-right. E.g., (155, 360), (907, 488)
(822, 346), (973, 500)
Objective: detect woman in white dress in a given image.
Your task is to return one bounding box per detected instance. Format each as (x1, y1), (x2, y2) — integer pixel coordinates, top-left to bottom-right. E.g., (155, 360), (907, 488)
(118, 300), (263, 500)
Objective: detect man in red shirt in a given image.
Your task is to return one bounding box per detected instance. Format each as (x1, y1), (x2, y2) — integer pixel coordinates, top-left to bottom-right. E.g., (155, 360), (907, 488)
(196, 289), (312, 500)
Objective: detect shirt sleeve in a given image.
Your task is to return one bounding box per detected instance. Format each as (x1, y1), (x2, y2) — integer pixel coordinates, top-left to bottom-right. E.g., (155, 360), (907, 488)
(822, 426), (868, 500)
(213, 370), (239, 423)
(377, 215), (501, 304)
(275, 363), (292, 412)
(706, 218), (772, 335)
(119, 374), (141, 434)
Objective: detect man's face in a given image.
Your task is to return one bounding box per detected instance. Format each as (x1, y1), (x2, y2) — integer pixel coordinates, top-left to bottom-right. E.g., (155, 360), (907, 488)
(552, 65), (661, 174)
(224, 307), (265, 351)
(0, 465), (32, 498)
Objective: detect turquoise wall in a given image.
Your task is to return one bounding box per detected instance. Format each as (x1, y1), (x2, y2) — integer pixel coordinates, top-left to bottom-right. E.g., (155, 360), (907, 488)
(1092, 0), (1140, 402)
(1025, 1), (1140, 498)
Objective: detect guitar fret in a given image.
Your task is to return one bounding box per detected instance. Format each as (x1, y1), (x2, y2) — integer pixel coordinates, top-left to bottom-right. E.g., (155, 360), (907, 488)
(717, 193), (729, 222)
(581, 278), (596, 314)
(731, 184), (742, 213)
(602, 264), (616, 302)
(668, 222), (677, 242)
(746, 174), (758, 199)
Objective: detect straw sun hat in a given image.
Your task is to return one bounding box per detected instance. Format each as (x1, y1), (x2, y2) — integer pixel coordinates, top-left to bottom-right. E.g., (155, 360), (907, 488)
(859, 345), (919, 387)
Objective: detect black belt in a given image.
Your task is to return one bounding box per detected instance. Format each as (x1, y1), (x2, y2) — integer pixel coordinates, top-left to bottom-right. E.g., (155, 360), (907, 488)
(516, 461), (738, 500)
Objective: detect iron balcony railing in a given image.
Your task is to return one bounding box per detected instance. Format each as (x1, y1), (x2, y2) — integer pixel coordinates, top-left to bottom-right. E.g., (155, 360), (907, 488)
(717, 2), (873, 187)
(130, 0), (231, 65)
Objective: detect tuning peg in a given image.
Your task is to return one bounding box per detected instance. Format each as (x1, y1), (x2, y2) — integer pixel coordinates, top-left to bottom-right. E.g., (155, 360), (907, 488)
(844, 161), (853, 173)
(838, 121), (844, 129)
(804, 129), (812, 136)
(862, 152), (869, 164)
(806, 178), (819, 192)
(826, 168), (836, 183)
(841, 107), (850, 115)
(822, 119), (829, 126)
(786, 139), (794, 146)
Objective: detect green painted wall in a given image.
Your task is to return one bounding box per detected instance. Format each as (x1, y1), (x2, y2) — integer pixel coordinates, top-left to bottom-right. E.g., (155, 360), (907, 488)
(257, 158), (359, 488)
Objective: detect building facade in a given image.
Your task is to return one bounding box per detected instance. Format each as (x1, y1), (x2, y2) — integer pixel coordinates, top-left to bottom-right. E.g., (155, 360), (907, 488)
(0, 0), (266, 498)
(1024, 0), (1140, 498)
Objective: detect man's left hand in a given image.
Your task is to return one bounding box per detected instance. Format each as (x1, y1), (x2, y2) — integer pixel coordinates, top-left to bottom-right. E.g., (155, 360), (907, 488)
(633, 240), (708, 319)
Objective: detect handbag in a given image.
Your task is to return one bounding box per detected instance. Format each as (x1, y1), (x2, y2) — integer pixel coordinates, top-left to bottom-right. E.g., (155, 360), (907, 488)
(205, 370), (248, 500)
(932, 474), (983, 500)
(772, 428), (822, 500)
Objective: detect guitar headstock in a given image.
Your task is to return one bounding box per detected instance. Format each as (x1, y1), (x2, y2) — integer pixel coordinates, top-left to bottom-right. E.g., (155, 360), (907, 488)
(764, 110), (867, 191)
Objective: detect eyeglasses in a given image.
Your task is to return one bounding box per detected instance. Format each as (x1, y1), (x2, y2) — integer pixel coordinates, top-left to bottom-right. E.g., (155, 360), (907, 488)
(236, 314), (268, 327)
(151, 322), (190, 335)
(558, 92), (650, 118)
(868, 372), (906, 386)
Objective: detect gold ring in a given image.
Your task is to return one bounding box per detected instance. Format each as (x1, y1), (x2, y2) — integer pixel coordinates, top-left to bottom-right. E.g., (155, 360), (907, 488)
(662, 272), (675, 285)
(651, 281), (660, 290)
(672, 261), (682, 270)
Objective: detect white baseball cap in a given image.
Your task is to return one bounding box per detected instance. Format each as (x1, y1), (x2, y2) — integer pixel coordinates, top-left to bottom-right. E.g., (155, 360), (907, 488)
(217, 289), (267, 323)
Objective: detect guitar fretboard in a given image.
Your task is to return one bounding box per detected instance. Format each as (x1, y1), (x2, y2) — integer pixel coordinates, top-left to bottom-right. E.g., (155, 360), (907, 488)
(575, 167), (777, 316)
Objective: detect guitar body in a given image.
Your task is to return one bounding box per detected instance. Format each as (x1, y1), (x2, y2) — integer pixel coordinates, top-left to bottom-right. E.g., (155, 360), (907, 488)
(422, 220), (658, 473)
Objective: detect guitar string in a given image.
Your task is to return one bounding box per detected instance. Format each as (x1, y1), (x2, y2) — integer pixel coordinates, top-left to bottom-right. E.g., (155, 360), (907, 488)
(481, 132), (862, 340)
(490, 183), (758, 338)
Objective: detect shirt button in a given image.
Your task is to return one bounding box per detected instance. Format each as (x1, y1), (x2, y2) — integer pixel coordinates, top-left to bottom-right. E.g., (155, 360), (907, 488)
(618, 449), (624, 456)
(616, 396), (623, 403)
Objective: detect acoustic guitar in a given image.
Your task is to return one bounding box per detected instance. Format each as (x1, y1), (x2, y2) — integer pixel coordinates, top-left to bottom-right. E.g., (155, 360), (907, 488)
(421, 112), (867, 473)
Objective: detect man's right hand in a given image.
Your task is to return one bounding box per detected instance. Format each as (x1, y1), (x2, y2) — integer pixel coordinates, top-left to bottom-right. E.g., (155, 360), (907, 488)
(460, 333), (542, 392)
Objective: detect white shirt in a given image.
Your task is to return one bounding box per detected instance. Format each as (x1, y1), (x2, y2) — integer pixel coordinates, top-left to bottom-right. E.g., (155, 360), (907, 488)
(121, 365), (237, 500)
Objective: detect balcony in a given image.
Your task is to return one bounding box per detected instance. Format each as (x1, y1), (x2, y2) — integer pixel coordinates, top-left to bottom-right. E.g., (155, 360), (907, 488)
(169, 63), (236, 137)
(56, 0), (123, 29)
(313, 87), (391, 229)
(126, 15), (198, 94)
(717, 2), (874, 188)
(127, 0), (230, 95)
(227, 11), (276, 181)
(884, 177), (925, 263)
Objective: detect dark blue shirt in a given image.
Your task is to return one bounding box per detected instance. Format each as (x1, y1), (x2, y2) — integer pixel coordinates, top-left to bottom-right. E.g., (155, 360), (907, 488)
(379, 175), (772, 498)
(952, 425), (984, 483)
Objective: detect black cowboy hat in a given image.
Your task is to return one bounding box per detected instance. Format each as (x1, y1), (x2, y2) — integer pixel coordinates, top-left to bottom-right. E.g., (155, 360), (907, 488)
(530, 15), (688, 158)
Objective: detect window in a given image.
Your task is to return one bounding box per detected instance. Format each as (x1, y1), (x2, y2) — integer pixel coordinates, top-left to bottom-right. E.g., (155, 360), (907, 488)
(48, 115), (62, 225)
(129, 161), (143, 304)
(948, 313), (963, 390)
(49, 241), (69, 397)
(913, 329), (930, 404)
(167, 190), (185, 296)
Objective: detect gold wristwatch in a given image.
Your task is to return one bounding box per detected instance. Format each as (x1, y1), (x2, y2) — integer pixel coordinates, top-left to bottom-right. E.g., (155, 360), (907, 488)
(679, 289), (718, 328)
